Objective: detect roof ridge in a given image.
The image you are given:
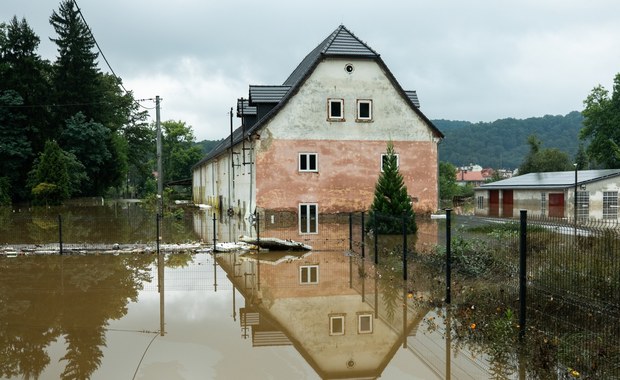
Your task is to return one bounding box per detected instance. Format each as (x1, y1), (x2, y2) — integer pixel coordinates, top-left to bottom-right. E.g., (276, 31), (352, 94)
(320, 25), (344, 54)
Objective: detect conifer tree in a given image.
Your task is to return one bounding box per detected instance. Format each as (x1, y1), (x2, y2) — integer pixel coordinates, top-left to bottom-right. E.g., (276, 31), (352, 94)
(368, 142), (417, 234)
(49, 0), (101, 125)
(29, 140), (71, 205)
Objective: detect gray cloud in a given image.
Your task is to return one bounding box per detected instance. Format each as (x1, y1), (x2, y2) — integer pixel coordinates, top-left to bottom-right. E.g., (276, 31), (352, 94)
(2, 0), (620, 140)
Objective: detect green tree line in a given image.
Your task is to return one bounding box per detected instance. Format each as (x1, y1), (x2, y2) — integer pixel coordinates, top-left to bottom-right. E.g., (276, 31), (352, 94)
(0, 1), (201, 206)
(435, 111), (584, 169)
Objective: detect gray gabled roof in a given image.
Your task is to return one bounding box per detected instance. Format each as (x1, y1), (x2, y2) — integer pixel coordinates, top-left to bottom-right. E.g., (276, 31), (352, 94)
(194, 25), (442, 167)
(237, 98), (256, 116)
(478, 169), (620, 190)
(283, 25), (379, 87)
(405, 91), (420, 108)
(249, 85), (291, 105)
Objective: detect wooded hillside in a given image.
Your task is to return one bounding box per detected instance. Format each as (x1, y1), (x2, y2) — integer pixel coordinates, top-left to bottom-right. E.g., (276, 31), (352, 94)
(435, 111), (583, 169)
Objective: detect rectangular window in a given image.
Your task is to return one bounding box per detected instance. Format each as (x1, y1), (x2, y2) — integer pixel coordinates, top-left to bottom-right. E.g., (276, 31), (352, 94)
(541, 193), (547, 216)
(356, 99), (372, 121)
(381, 154), (399, 171)
(358, 313), (373, 334)
(299, 153), (318, 172)
(300, 265), (319, 284)
(299, 203), (318, 234)
(603, 191), (618, 220)
(328, 98), (344, 120)
(576, 191), (589, 221)
(329, 314), (345, 335)
(477, 195), (484, 209)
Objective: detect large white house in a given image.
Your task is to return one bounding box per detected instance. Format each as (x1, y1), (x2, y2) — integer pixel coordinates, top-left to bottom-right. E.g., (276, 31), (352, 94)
(192, 25), (443, 234)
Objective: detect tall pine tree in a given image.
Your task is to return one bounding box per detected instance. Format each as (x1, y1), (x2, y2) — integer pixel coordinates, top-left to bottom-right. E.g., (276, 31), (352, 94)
(49, 1), (133, 195)
(49, 0), (101, 125)
(368, 142), (417, 234)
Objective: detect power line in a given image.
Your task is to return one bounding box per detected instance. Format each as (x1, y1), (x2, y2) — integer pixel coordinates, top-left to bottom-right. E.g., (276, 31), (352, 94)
(70, 0), (154, 110)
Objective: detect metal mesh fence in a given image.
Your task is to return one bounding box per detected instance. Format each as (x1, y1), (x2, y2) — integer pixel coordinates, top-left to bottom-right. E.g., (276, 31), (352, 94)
(0, 204), (199, 254)
(347, 211), (620, 379)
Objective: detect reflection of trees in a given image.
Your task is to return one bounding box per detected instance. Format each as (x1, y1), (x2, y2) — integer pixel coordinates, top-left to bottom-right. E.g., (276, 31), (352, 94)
(165, 253), (193, 268)
(0, 254), (154, 379)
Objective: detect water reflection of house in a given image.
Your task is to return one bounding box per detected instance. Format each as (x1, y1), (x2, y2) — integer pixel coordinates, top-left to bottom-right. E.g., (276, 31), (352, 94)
(216, 250), (428, 379)
(192, 25), (443, 235)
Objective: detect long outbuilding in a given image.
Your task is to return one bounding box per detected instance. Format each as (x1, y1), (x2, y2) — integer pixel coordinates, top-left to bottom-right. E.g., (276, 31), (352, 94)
(474, 169), (620, 221)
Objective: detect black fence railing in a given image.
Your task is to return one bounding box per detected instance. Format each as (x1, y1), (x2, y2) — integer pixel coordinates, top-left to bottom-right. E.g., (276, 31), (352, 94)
(0, 206), (199, 254)
(347, 210), (620, 379)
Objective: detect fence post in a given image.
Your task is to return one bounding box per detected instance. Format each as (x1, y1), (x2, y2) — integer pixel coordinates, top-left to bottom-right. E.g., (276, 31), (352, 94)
(374, 213), (378, 265)
(348, 213), (353, 251)
(445, 209), (452, 304)
(156, 213), (161, 255)
(212, 213), (217, 253)
(256, 210), (261, 291)
(519, 209), (527, 341)
(58, 214), (63, 255)
(349, 213), (353, 289)
(361, 211), (365, 259)
(402, 214), (407, 281)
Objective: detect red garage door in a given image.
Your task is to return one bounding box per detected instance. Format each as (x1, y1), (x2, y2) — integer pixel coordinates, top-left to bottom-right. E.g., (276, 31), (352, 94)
(549, 193), (564, 218)
(489, 190), (500, 217)
(502, 190), (514, 218)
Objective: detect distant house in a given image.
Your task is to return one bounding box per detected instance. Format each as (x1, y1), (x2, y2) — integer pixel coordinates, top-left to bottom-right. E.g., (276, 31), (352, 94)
(456, 169), (486, 187)
(474, 169), (620, 220)
(192, 25), (443, 233)
(456, 165), (495, 187)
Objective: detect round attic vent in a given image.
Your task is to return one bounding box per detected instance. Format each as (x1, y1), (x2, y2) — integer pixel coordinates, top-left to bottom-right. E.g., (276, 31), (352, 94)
(344, 63), (354, 74)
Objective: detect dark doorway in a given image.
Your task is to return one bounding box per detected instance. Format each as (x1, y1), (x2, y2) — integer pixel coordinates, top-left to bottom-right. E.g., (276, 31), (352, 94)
(489, 190), (500, 217)
(549, 193), (565, 218)
(502, 190), (514, 218)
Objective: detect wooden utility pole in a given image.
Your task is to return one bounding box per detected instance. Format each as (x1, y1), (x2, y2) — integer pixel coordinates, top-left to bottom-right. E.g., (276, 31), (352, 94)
(156, 96), (163, 214)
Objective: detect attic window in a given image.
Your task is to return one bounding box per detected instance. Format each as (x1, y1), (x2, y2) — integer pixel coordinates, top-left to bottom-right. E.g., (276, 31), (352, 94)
(328, 98), (344, 121)
(356, 99), (372, 121)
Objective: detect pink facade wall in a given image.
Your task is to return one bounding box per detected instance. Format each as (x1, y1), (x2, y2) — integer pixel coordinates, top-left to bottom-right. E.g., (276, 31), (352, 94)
(255, 139), (438, 214)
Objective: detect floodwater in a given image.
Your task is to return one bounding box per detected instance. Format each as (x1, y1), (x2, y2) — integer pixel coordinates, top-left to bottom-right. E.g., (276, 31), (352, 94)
(1, 251), (498, 380)
(0, 204), (497, 379)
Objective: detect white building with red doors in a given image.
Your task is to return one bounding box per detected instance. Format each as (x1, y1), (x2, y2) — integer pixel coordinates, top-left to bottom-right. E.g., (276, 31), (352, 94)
(474, 169), (620, 221)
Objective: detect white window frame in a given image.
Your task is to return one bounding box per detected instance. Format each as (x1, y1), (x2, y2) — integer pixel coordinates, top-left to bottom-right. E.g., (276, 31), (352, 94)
(299, 153), (318, 172)
(476, 195), (484, 209)
(329, 314), (345, 336)
(381, 154), (399, 172)
(327, 98), (344, 121)
(576, 191), (589, 221)
(357, 313), (373, 334)
(299, 203), (318, 234)
(299, 265), (319, 284)
(356, 99), (372, 121)
(603, 191), (618, 220)
(541, 192), (547, 216)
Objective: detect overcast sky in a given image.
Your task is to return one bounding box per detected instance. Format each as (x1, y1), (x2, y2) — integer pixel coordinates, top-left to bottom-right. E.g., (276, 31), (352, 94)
(3, 0), (620, 140)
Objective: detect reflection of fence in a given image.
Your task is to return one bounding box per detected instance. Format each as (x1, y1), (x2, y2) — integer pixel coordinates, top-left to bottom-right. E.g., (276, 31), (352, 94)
(348, 210), (620, 379)
(251, 211), (352, 251)
(0, 206), (199, 253)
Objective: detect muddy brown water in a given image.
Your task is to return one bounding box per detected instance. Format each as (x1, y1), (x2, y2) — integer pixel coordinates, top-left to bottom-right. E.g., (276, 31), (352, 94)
(0, 250), (501, 379)
(0, 203), (496, 379)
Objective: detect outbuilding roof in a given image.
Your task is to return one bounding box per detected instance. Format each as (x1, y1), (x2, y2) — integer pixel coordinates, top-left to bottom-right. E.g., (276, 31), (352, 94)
(478, 169), (620, 190)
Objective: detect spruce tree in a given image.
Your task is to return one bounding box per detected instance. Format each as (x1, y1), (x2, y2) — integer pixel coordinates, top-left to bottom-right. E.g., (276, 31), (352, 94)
(29, 140), (71, 205)
(49, 0), (101, 125)
(368, 142), (417, 234)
